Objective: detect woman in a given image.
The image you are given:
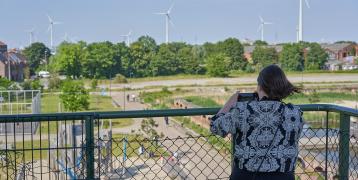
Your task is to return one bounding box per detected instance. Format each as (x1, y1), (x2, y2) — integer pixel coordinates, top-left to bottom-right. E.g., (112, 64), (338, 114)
(210, 64), (303, 180)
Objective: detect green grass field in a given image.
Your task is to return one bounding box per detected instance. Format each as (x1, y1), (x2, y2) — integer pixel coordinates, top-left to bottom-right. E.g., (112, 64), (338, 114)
(39, 93), (134, 134)
(41, 93), (119, 113)
(184, 96), (221, 108)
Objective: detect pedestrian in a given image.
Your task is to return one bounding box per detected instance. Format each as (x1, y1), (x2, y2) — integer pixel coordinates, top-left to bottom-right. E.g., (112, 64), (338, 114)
(164, 116), (169, 125)
(211, 65), (303, 180)
(138, 144), (144, 156)
(126, 94), (130, 102)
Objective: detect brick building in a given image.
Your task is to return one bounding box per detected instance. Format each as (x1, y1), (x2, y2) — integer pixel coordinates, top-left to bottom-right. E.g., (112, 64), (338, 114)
(321, 43), (358, 61)
(0, 41), (28, 81)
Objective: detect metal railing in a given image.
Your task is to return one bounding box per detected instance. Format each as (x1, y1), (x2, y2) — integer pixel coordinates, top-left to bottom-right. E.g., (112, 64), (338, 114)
(0, 104), (357, 179)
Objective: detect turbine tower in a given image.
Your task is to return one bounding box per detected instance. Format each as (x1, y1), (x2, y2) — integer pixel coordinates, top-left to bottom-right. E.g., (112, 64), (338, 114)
(25, 27), (35, 45)
(298, 0), (310, 42)
(155, 4), (174, 44)
(257, 16), (273, 42)
(120, 30), (132, 46)
(46, 14), (62, 50)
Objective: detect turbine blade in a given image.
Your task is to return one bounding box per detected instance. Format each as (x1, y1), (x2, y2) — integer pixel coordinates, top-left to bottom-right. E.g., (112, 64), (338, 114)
(128, 30), (132, 36)
(259, 15), (264, 22)
(305, 0), (310, 8)
(47, 25), (51, 32)
(46, 14), (53, 22)
(154, 12), (167, 15)
(257, 25), (263, 32)
(169, 18), (175, 27)
(168, 3), (174, 13)
(264, 22), (273, 25)
(53, 21), (62, 25)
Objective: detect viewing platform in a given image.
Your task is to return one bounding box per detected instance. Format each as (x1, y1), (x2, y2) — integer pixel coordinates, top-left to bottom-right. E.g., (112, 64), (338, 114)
(0, 104), (356, 180)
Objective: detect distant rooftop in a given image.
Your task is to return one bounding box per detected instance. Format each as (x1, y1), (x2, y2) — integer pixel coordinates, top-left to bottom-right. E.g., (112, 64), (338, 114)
(0, 41), (6, 46)
(244, 45), (283, 54)
(320, 43), (353, 53)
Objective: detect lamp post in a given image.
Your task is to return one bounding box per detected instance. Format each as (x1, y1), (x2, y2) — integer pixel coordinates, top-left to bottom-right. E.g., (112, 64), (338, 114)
(45, 49), (48, 71)
(7, 53), (11, 81)
(109, 65), (113, 97)
(123, 85), (126, 111)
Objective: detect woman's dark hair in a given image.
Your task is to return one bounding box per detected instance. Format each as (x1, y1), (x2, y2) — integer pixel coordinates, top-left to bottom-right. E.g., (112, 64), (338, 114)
(257, 64), (300, 100)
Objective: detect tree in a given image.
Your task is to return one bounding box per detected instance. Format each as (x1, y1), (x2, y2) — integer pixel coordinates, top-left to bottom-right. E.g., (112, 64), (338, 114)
(50, 42), (84, 79)
(60, 80), (89, 112)
(187, 45), (206, 74)
(82, 41), (120, 78)
(206, 53), (230, 77)
(334, 41), (357, 44)
(304, 43), (328, 70)
(279, 43), (304, 71)
(140, 118), (159, 139)
(129, 36), (158, 77)
(253, 40), (268, 46)
(114, 42), (132, 77)
(23, 42), (51, 75)
(252, 46), (278, 70)
(150, 43), (183, 76)
(216, 38), (246, 71)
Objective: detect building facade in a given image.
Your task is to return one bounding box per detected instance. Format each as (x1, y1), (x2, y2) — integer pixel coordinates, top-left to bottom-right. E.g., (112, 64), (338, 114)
(0, 41), (28, 81)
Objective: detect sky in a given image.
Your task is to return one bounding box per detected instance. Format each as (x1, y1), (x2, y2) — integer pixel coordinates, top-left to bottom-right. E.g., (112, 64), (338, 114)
(0, 0), (357, 48)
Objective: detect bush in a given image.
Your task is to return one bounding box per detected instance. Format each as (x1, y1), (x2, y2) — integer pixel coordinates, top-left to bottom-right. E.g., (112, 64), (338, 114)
(21, 80), (32, 90)
(113, 74), (128, 83)
(91, 79), (98, 90)
(0, 78), (12, 89)
(48, 77), (62, 90)
(31, 80), (43, 90)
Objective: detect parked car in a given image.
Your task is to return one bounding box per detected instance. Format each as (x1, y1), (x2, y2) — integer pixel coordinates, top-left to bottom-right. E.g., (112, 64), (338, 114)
(38, 71), (50, 78)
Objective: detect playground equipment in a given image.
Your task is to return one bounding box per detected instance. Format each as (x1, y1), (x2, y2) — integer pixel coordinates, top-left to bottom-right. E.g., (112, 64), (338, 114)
(48, 119), (113, 179)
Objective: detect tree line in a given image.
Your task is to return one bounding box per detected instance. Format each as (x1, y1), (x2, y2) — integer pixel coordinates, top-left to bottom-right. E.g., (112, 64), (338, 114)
(23, 36), (329, 78)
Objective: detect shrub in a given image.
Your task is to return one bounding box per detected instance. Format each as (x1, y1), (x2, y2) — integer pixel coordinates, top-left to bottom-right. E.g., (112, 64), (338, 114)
(91, 79), (98, 90)
(113, 74), (128, 83)
(21, 80), (32, 90)
(0, 77), (12, 89)
(48, 77), (62, 90)
(31, 80), (43, 91)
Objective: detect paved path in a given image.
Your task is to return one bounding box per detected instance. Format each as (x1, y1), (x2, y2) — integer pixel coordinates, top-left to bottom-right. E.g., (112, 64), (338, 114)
(110, 91), (231, 179)
(101, 74), (358, 89)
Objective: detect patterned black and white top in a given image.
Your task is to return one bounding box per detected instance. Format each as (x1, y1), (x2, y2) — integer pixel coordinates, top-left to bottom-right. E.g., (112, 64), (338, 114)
(210, 99), (303, 173)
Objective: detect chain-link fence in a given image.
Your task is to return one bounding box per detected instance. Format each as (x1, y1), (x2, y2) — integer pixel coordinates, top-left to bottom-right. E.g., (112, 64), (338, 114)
(0, 105), (356, 179)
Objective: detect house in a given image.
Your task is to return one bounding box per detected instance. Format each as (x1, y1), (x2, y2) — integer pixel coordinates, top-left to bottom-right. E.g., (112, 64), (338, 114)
(321, 43), (358, 61)
(0, 41), (28, 81)
(321, 43), (358, 70)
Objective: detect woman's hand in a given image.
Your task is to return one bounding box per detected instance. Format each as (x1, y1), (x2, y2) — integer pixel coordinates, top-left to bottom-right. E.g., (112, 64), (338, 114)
(218, 92), (239, 114)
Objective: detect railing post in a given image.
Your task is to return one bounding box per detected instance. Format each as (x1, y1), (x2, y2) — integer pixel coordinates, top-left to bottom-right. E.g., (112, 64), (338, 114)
(231, 134), (235, 173)
(339, 113), (350, 180)
(85, 115), (95, 179)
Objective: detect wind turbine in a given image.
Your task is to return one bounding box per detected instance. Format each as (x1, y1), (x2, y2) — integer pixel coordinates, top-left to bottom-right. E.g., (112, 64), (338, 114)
(25, 27), (35, 45)
(296, 25), (299, 42)
(298, 0), (310, 42)
(62, 33), (78, 43)
(120, 30), (132, 46)
(154, 4), (174, 44)
(257, 16), (273, 42)
(46, 14), (62, 50)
